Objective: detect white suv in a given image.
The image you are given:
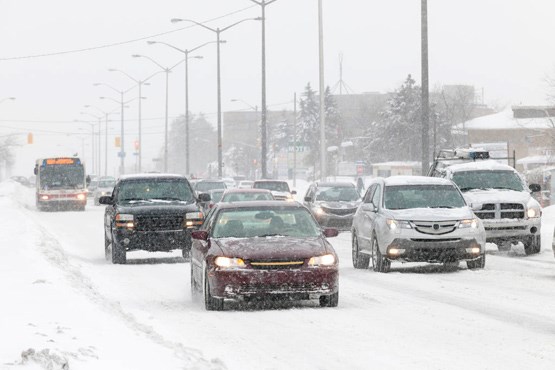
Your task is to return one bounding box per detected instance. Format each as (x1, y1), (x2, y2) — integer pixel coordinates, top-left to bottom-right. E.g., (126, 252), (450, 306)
(351, 176), (486, 272)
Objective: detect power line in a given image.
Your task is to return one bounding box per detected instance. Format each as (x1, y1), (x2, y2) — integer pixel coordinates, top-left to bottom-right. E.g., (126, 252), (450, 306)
(0, 5), (257, 61)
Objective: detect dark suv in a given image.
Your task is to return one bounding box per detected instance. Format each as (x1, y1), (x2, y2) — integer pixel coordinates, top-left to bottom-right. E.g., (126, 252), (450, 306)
(99, 174), (209, 264)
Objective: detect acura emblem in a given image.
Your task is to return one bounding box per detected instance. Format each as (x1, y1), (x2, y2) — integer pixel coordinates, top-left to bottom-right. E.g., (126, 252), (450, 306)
(433, 224), (440, 230)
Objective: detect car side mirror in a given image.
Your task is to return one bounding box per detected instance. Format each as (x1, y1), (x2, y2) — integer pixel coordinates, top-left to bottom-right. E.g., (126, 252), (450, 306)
(361, 203), (376, 212)
(191, 230), (209, 241)
(304, 196), (313, 202)
(291, 190), (297, 195)
(34, 167), (38, 175)
(470, 203), (482, 211)
(99, 196), (113, 205)
(529, 184), (541, 193)
(323, 228), (339, 238)
(198, 193), (211, 202)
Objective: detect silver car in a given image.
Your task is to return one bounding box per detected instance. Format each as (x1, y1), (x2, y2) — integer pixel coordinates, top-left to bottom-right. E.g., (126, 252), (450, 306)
(93, 176), (116, 206)
(351, 176), (486, 272)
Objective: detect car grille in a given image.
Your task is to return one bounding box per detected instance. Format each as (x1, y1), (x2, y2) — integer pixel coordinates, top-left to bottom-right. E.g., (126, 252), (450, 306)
(135, 215), (183, 231)
(475, 203), (525, 220)
(412, 221), (457, 235)
(321, 206), (357, 216)
(249, 260), (305, 270)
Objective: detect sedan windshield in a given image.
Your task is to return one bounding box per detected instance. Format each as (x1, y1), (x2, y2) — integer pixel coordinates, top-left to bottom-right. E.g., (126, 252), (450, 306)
(253, 181), (290, 192)
(195, 181), (226, 193)
(213, 207), (321, 238)
(451, 170), (524, 192)
(316, 186), (360, 202)
(384, 185), (466, 210)
(117, 179), (194, 202)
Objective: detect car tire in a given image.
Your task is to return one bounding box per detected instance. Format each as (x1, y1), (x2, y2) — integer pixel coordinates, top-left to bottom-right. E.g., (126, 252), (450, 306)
(190, 260), (200, 300)
(466, 253), (486, 269)
(319, 292), (339, 307)
(352, 234), (370, 269)
(523, 235), (541, 255)
(104, 231), (111, 261)
(182, 248), (191, 260)
(204, 270), (223, 311)
(373, 235), (390, 273)
(111, 232), (126, 264)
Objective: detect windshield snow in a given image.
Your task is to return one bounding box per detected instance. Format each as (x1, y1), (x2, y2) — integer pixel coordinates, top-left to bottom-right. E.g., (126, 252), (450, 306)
(316, 186), (360, 202)
(452, 170), (524, 192)
(117, 179), (193, 203)
(384, 184), (466, 210)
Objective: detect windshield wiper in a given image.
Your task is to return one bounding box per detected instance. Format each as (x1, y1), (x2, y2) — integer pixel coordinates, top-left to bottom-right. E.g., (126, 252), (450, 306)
(258, 233), (281, 237)
(151, 197), (187, 202)
(121, 198), (151, 203)
(430, 206), (454, 209)
(490, 187), (518, 191)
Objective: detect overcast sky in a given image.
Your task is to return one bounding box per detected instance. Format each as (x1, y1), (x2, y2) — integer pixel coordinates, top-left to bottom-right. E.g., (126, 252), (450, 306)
(2, 0), (555, 175)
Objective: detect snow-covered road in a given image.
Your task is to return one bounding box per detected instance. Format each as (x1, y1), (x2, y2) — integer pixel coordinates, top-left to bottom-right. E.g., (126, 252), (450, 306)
(2, 181), (555, 370)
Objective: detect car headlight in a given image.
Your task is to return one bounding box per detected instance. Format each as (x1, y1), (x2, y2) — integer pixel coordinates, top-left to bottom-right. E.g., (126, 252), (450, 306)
(459, 218), (478, 229)
(214, 257), (246, 269)
(308, 254), (336, 266)
(115, 214), (134, 228)
(527, 207), (541, 218)
(184, 212), (204, 228)
(101, 191), (107, 195)
(386, 219), (411, 231)
(77, 193), (86, 200)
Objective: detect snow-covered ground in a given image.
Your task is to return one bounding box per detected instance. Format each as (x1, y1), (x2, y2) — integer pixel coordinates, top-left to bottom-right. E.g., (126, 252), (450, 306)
(1, 180), (555, 370)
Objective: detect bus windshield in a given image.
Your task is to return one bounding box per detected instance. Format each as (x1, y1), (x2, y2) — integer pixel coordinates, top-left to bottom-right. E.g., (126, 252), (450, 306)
(39, 165), (85, 190)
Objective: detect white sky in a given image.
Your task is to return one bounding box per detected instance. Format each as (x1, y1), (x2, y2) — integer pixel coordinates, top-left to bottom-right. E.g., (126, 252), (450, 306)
(2, 0), (555, 175)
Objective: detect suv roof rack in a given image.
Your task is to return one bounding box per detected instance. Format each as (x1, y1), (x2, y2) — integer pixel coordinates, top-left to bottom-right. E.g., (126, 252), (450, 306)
(428, 147), (516, 176)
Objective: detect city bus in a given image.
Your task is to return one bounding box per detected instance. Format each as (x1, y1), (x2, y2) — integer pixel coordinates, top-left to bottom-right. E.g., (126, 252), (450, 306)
(34, 157), (90, 211)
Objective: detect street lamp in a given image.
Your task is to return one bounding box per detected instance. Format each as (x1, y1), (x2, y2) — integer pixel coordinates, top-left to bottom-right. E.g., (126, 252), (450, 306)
(147, 40), (215, 175)
(249, 0), (279, 179)
(107, 68), (160, 173)
(94, 82), (134, 175)
(0, 97), (16, 105)
(84, 104), (120, 176)
(170, 16), (261, 178)
(230, 99), (258, 111)
(318, 0), (326, 180)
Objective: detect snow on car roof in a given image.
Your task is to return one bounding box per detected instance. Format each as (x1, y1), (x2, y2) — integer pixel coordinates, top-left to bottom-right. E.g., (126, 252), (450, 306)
(445, 160), (517, 173)
(384, 176), (453, 186)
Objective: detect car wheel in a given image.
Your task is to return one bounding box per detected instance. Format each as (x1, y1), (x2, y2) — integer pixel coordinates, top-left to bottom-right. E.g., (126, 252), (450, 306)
(523, 235), (541, 255)
(319, 292), (339, 307)
(190, 260), (200, 300)
(111, 232), (126, 265)
(352, 234), (369, 269)
(373, 235), (390, 273)
(204, 270), (223, 311)
(182, 248), (191, 260)
(466, 253), (486, 269)
(104, 230), (111, 261)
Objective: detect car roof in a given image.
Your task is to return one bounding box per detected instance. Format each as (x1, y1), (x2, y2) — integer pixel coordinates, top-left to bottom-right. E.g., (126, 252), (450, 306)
(315, 181), (355, 188)
(254, 179), (288, 183)
(383, 175), (454, 186)
(214, 200), (304, 210)
(118, 173), (187, 181)
(223, 188), (272, 194)
(444, 160), (517, 173)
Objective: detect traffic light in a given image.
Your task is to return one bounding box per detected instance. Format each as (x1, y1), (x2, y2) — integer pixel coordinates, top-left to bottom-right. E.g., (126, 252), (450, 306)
(27, 133), (33, 144)
(134, 140), (140, 151)
(115, 136), (121, 148)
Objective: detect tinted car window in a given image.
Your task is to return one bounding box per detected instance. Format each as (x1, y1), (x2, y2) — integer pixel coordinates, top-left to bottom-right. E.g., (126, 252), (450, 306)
(384, 185), (466, 210)
(117, 179), (194, 202)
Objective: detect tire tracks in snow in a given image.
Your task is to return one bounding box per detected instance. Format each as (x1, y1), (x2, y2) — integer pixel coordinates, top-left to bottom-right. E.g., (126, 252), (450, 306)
(21, 203), (226, 370)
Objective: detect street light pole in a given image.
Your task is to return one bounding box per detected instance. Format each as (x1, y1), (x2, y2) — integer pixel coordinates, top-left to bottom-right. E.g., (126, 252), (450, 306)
(249, 0), (278, 179)
(318, 0), (326, 180)
(421, 0), (430, 175)
(170, 17), (260, 178)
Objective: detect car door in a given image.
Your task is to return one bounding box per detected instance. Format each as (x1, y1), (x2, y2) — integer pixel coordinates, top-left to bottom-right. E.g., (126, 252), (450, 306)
(191, 209), (216, 285)
(355, 184), (377, 252)
(104, 183), (119, 243)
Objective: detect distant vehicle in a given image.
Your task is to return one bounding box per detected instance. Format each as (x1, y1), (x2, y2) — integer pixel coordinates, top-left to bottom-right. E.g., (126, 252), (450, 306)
(10, 176), (30, 186)
(99, 174), (209, 264)
(220, 188), (274, 203)
(93, 176), (116, 206)
(351, 176), (486, 272)
(303, 182), (362, 230)
(222, 177), (236, 189)
(27, 175), (36, 187)
(237, 180), (254, 189)
(429, 148), (542, 255)
(34, 157), (90, 211)
(190, 201), (339, 310)
(206, 188), (225, 210)
(253, 180), (296, 201)
(193, 180), (227, 195)
(87, 176), (99, 198)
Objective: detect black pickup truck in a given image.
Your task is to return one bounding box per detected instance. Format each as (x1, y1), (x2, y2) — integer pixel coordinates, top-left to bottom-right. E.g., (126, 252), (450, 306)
(99, 174), (209, 264)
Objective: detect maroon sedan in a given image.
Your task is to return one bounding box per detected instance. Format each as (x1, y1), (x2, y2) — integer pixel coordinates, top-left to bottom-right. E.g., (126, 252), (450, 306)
(190, 201), (339, 310)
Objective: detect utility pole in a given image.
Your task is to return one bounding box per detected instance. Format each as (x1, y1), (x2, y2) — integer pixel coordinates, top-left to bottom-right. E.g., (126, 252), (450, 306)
(421, 0), (430, 175)
(293, 92), (297, 187)
(318, 0), (326, 180)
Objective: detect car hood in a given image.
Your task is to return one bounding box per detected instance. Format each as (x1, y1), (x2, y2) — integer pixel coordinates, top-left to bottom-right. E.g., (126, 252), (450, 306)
(383, 207), (474, 222)
(214, 236), (332, 260)
(462, 189), (532, 206)
(116, 201), (200, 215)
(315, 200), (360, 209)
